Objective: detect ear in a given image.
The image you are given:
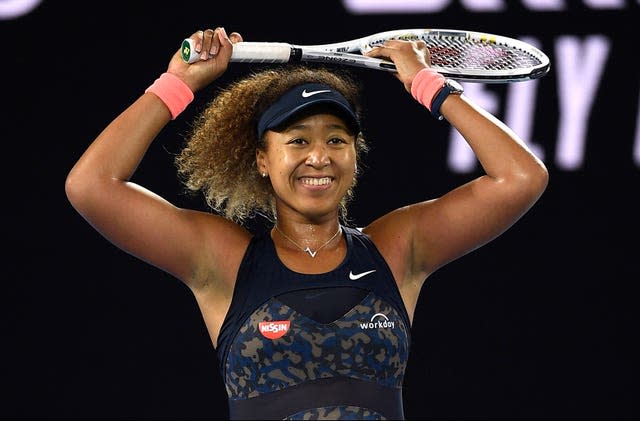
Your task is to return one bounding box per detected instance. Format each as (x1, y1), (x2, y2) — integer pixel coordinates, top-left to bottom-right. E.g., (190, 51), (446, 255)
(256, 149), (267, 175)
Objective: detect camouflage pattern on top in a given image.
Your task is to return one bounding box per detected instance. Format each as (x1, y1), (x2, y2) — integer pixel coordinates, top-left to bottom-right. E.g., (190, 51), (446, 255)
(224, 291), (409, 410)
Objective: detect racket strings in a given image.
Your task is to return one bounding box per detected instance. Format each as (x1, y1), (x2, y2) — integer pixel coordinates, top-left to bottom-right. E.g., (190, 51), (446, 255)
(425, 38), (542, 71)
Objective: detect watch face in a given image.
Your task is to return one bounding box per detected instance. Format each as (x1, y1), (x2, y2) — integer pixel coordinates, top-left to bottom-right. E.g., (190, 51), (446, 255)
(447, 79), (464, 93)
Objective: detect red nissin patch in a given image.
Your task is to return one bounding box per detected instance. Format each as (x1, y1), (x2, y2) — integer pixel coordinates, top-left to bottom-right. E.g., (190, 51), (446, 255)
(258, 320), (290, 339)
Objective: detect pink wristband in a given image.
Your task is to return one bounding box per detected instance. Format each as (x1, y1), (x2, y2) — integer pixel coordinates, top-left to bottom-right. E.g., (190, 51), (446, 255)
(145, 72), (194, 120)
(410, 68), (446, 111)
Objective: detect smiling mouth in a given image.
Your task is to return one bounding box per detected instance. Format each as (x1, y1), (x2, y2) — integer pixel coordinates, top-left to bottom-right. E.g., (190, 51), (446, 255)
(300, 177), (333, 186)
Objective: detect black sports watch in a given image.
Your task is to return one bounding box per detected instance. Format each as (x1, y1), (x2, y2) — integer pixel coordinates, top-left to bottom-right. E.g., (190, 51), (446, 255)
(431, 78), (464, 121)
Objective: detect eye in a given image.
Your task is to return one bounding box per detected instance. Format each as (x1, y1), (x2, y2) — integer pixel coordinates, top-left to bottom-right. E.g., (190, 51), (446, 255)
(287, 137), (307, 145)
(328, 136), (347, 145)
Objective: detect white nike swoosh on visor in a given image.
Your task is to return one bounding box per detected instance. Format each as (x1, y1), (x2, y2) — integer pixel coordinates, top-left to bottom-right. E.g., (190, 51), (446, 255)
(349, 269), (377, 280)
(301, 89), (331, 98)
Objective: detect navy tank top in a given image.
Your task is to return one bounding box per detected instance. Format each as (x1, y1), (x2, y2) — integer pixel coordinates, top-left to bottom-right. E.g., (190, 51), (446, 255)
(216, 225), (412, 419)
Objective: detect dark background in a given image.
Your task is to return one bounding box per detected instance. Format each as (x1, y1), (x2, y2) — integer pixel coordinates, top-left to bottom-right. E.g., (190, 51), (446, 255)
(2, 1), (638, 419)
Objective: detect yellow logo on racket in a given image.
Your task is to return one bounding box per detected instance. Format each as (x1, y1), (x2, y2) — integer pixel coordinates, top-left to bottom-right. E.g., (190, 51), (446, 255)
(181, 39), (192, 62)
(477, 33), (497, 44)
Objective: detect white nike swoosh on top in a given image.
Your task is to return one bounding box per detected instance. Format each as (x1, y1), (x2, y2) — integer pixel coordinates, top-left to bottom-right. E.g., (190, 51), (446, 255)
(349, 269), (377, 280)
(302, 89), (331, 98)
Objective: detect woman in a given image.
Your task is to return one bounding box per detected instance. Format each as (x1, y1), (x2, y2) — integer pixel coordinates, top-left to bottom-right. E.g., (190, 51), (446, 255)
(65, 27), (548, 419)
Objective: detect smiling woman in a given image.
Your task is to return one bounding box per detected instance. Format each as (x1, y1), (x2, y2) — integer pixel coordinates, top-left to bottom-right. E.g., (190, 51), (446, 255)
(65, 26), (548, 419)
(175, 65), (368, 225)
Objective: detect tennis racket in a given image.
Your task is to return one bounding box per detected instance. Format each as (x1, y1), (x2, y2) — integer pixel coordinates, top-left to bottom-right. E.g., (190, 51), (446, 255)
(181, 28), (550, 83)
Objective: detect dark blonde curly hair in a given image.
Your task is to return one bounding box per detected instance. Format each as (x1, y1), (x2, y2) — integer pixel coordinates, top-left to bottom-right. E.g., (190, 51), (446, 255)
(175, 65), (369, 225)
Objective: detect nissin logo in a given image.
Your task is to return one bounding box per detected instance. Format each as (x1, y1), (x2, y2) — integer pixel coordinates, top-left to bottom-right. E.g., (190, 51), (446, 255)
(259, 320), (290, 339)
(359, 313), (395, 330)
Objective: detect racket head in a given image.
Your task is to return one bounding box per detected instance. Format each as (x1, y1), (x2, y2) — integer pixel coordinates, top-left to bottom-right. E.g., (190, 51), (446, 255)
(357, 29), (550, 82)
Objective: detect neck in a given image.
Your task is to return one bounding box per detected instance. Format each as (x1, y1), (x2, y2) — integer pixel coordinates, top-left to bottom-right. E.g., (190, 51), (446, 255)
(274, 223), (342, 258)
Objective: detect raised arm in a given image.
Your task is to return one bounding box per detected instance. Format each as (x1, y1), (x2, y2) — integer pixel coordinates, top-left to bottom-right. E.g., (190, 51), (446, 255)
(64, 28), (249, 289)
(363, 39), (549, 318)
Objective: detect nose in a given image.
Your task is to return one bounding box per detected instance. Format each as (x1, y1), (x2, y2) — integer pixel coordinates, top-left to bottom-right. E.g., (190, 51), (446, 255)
(305, 143), (330, 168)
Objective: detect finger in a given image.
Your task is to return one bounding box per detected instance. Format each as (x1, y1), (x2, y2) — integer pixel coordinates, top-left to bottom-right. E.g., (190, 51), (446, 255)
(363, 44), (388, 58)
(229, 31), (243, 43)
(201, 28), (216, 60)
(191, 30), (204, 55)
(415, 40), (432, 64)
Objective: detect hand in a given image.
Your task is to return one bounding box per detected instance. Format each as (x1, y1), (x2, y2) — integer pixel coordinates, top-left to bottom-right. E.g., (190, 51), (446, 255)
(166, 27), (243, 93)
(364, 39), (431, 93)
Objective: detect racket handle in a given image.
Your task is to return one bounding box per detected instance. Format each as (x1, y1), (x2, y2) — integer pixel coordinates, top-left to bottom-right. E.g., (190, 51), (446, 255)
(232, 42), (293, 62)
(181, 39), (294, 64)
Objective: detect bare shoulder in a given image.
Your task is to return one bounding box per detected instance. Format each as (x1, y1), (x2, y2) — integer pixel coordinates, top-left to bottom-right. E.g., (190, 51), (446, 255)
(182, 209), (253, 291)
(361, 205), (421, 282)
(182, 211), (254, 346)
(361, 204), (440, 319)
(362, 202), (433, 248)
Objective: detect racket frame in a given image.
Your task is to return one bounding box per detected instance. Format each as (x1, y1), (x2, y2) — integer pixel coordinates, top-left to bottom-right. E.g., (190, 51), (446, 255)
(181, 28), (550, 83)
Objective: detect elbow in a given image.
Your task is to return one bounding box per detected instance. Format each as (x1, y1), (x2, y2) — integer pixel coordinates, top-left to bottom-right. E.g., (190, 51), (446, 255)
(532, 160), (550, 196)
(516, 159), (549, 204)
(65, 166), (93, 212)
(64, 169), (82, 210)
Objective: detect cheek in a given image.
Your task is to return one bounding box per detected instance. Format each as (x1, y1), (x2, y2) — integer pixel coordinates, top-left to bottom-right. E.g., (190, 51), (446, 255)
(263, 147), (292, 170)
(278, 152), (296, 166)
(273, 153), (297, 177)
(338, 150), (357, 174)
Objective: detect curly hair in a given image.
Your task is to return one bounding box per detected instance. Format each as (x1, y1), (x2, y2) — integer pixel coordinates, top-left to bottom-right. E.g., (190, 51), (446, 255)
(175, 65), (369, 225)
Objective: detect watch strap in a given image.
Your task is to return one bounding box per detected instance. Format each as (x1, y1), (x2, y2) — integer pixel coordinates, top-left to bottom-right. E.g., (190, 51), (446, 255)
(430, 80), (462, 121)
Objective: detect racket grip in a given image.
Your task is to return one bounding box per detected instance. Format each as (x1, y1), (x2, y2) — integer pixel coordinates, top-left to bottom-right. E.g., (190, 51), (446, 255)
(232, 42), (293, 63)
(181, 39), (293, 64)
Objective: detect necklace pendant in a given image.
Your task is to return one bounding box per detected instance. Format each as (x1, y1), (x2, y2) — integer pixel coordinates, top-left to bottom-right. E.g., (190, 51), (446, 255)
(275, 224), (341, 258)
(304, 247), (318, 258)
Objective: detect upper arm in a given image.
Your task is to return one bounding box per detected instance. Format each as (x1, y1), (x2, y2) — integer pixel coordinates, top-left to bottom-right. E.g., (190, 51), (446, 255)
(66, 176), (251, 290)
(364, 172), (546, 292)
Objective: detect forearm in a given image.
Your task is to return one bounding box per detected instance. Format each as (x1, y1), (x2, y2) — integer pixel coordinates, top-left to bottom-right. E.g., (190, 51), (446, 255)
(69, 93), (172, 183)
(440, 94), (548, 186)
(65, 90), (179, 225)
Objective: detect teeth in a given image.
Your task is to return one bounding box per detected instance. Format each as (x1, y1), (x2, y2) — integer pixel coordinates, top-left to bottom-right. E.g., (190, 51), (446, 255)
(301, 177), (331, 186)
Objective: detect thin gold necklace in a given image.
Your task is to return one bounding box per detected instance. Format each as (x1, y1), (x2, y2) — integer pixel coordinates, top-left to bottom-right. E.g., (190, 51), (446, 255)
(275, 224), (342, 258)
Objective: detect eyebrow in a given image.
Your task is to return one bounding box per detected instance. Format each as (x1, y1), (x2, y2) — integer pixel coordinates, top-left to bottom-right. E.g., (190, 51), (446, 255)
(284, 122), (350, 132)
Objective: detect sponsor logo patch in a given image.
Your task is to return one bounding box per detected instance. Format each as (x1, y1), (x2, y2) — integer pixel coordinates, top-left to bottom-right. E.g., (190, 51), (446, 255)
(259, 320), (290, 339)
(359, 313), (395, 330)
